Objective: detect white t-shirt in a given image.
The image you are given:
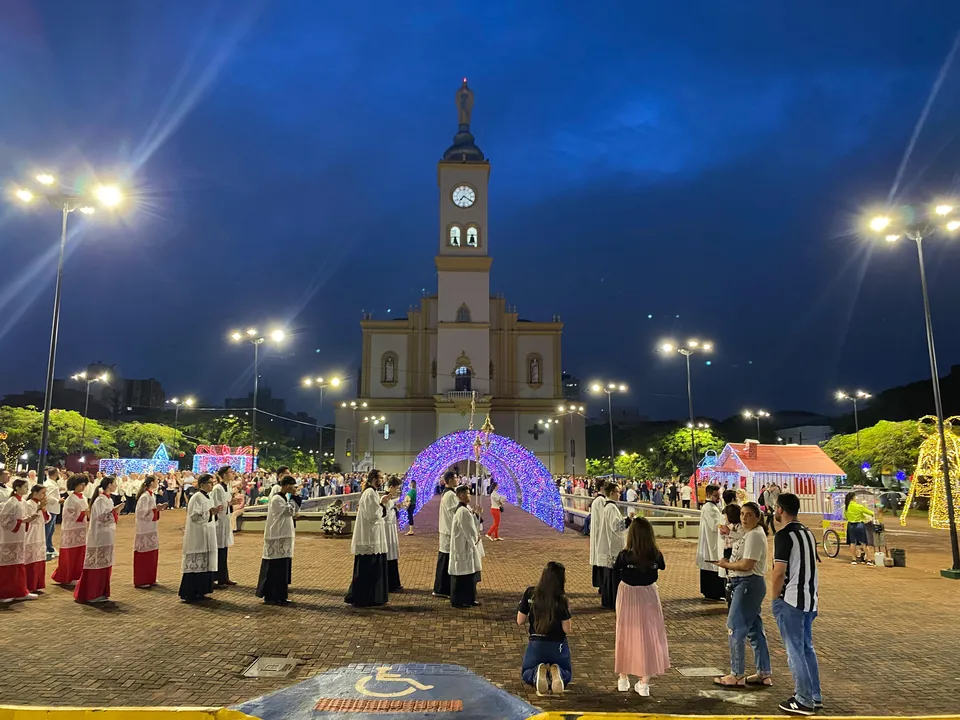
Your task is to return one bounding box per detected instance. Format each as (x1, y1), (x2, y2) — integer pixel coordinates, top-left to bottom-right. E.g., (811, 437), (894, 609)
(625, 488), (638, 503)
(680, 485), (692, 501)
(729, 526), (768, 577)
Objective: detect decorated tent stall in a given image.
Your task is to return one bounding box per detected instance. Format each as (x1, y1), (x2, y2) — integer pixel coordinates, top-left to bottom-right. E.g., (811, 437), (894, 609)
(99, 444), (179, 476)
(696, 440), (846, 514)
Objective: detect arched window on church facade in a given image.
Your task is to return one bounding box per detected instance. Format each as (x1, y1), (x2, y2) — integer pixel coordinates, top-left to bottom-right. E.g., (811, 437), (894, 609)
(455, 365), (472, 392)
(449, 225), (461, 247)
(456, 303), (471, 323)
(466, 225), (479, 247)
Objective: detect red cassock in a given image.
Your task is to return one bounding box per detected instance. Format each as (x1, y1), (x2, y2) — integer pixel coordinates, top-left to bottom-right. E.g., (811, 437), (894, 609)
(73, 496), (117, 603)
(0, 498), (29, 600)
(23, 506), (48, 593)
(52, 493), (88, 585)
(133, 494), (160, 587)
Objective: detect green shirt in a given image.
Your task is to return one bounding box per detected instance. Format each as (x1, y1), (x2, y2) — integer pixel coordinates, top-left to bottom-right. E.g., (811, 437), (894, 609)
(406, 488), (416, 506)
(845, 500), (874, 523)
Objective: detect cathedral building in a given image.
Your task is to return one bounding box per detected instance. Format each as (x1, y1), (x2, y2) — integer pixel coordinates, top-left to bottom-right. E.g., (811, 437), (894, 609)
(334, 81), (586, 476)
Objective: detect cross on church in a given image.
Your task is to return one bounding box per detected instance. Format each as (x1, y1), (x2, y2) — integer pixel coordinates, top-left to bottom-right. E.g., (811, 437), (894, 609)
(528, 423), (543, 441)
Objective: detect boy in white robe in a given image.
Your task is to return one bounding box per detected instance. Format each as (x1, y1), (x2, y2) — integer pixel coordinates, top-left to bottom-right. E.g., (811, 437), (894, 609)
(449, 485), (482, 608)
(596, 482), (627, 609)
(178, 474), (220, 603)
(695, 484), (725, 600)
(588, 489), (609, 589)
(256, 476), (299, 604)
(211, 466), (236, 587)
(345, 469), (390, 607)
(432, 471), (459, 597)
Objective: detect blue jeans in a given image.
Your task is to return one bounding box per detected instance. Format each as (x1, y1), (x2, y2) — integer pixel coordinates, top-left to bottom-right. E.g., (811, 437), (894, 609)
(45, 513), (57, 553)
(726, 575), (771, 677)
(773, 598), (822, 708)
(521, 638), (572, 685)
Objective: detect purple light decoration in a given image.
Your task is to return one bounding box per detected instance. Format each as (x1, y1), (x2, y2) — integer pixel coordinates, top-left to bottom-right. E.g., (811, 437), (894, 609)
(399, 430), (563, 532)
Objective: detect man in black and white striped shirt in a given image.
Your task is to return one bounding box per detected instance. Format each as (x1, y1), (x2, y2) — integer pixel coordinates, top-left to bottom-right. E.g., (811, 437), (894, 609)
(771, 493), (822, 716)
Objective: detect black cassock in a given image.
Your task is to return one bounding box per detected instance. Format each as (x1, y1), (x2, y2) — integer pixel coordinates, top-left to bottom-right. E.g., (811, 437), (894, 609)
(450, 572), (478, 608)
(345, 554), (388, 607)
(433, 552), (451, 596)
(256, 557), (292, 602)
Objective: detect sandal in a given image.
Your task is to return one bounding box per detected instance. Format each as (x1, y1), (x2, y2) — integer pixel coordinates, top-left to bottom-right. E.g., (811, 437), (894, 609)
(713, 675), (745, 687)
(745, 673), (773, 686)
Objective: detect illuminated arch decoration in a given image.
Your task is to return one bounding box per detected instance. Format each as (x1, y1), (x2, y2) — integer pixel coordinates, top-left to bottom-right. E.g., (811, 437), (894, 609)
(400, 430), (563, 532)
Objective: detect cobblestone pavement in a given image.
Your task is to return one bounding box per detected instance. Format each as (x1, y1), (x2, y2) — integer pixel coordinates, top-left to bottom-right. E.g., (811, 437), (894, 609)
(2, 498), (958, 716)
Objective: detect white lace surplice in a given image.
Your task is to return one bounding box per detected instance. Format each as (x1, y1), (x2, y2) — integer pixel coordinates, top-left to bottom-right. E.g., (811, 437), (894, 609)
(438, 489), (458, 553)
(134, 491), (160, 553)
(448, 505), (481, 576)
(23, 499), (46, 565)
(351, 487), (387, 556)
(59, 493), (88, 549)
(0, 496), (26, 567)
(588, 495), (607, 567)
(262, 494), (298, 560)
(597, 502), (626, 568)
(384, 499), (400, 561)
(181, 491), (218, 574)
(83, 495), (117, 570)
(210, 483), (234, 549)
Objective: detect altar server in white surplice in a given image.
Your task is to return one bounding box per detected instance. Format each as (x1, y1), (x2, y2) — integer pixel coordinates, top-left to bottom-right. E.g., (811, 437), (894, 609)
(73, 477), (121, 604)
(256, 475), (299, 605)
(211, 466), (236, 587)
(433, 471), (459, 597)
(589, 488), (609, 590)
(178, 474), (220, 603)
(383, 478), (403, 592)
(345, 469), (389, 607)
(448, 485), (483, 608)
(596, 482), (627, 609)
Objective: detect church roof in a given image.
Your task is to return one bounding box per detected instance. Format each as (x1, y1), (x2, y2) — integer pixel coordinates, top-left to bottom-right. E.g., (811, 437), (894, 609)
(717, 442), (845, 476)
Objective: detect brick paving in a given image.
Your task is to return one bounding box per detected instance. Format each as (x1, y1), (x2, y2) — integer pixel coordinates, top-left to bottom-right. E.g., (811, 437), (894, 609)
(2, 497), (958, 716)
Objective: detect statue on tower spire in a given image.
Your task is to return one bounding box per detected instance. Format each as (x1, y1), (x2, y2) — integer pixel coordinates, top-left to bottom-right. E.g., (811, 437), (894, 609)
(457, 78), (474, 128)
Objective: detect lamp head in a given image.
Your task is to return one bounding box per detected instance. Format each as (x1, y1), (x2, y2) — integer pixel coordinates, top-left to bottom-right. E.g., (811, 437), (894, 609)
(15, 188), (34, 203)
(869, 215), (891, 232)
(269, 329), (285, 342)
(659, 342), (675, 353)
(935, 204), (954, 217)
(94, 185), (122, 208)
(185, 397), (195, 407)
(35, 173), (55, 186)
(330, 377), (341, 387)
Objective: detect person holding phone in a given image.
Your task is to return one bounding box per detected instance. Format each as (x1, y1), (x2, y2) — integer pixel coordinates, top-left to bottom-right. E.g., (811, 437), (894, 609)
(256, 475), (299, 605)
(74, 476), (123, 604)
(178, 474), (221, 603)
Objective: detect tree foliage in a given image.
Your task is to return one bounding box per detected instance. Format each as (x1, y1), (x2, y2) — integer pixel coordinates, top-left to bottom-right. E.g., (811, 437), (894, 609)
(822, 419), (921, 485)
(652, 426), (726, 477)
(586, 458), (610, 477)
(0, 405), (118, 458)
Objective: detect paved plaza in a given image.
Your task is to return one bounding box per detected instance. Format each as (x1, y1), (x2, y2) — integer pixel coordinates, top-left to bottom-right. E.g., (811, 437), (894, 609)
(2, 498), (958, 716)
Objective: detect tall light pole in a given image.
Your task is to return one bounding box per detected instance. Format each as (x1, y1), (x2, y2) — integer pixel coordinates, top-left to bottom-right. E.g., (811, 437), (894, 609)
(742, 409), (770, 440)
(12, 174), (123, 476)
(341, 400), (368, 471)
(867, 204), (960, 577)
(363, 415), (386, 466)
(71, 370), (109, 453)
(165, 397), (195, 455)
(230, 327), (285, 466)
(589, 382), (627, 478)
(835, 390), (870, 449)
(659, 339), (714, 477)
(555, 403), (585, 474)
(303, 375), (342, 464)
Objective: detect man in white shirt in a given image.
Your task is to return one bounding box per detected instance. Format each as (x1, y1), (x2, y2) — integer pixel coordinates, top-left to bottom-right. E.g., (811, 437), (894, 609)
(680, 483), (693, 508)
(625, 484), (638, 504)
(43, 467), (62, 559)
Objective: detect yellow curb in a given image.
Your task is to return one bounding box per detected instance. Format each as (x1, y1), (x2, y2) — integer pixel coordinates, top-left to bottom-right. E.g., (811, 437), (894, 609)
(526, 715), (960, 720)
(0, 708), (256, 720)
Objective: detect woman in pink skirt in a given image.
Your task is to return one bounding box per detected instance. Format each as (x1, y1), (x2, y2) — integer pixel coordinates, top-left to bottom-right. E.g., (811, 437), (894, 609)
(613, 517), (670, 697)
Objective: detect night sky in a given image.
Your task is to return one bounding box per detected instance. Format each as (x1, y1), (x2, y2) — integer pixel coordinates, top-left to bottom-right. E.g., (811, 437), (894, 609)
(4, 1), (960, 427)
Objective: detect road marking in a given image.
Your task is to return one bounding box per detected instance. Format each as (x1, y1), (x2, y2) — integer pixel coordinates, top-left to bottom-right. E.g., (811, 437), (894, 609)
(355, 666), (436, 698)
(697, 688), (761, 706)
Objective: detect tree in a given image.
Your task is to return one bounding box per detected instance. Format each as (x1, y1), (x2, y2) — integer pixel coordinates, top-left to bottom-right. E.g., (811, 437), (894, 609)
(113, 422), (179, 458)
(0, 405), (117, 461)
(822, 419), (921, 485)
(586, 458), (610, 477)
(653, 426), (726, 478)
(615, 452), (650, 479)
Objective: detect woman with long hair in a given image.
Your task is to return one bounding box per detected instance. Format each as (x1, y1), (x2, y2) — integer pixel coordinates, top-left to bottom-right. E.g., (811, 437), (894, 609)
(74, 476), (121, 603)
(517, 561), (572, 696)
(134, 475), (167, 588)
(714, 501), (772, 688)
(52, 474), (90, 586)
(844, 491), (875, 565)
(0, 478), (37, 602)
(613, 517), (670, 696)
(486, 481), (505, 540)
(24, 484), (49, 594)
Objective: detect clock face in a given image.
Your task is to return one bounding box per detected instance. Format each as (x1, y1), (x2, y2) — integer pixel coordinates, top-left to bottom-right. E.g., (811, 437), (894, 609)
(451, 185), (476, 208)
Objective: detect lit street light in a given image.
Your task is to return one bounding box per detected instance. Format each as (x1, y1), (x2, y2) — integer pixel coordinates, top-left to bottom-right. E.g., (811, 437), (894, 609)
(229, 327), (285, 463)
(165, 396), (195, 454)
(71, 370), (108, 454)
(363, 415), (386, 467)
(866, 202), (960, 577)
(12, 172), (124, 476)
(589, 382), (627, 478)
(659, 339), (714, 477)
(552, 403), (586, 474)
(742, 409), (771, 440)
(835, 390), (870, 450)
(341, 400), (368, 470)
(303, 375), (343, 465)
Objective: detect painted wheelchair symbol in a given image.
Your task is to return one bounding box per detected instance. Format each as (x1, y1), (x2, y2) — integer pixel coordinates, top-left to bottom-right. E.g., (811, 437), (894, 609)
(355, 666), (435, 698)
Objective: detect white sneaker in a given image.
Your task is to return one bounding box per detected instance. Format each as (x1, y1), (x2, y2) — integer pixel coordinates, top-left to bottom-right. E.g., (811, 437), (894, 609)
(636, 681), (650, 697)
(617, 676), (631, 692)
(17, 593), (39, 601)
(0, 598), (14, 604)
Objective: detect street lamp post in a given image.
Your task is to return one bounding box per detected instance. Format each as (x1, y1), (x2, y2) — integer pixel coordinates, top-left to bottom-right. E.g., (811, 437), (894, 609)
(363, 415), (386, 467)
(589, 383), (627, 478)
(341, 401), (368, 470)
(303, 375), (342, 466)
(230, 328), (285, 465)
(165, 397), (195, 455)
(742, 409), (770, 441)
(71, 370), (108, 454)
(554, 404), (585, 474)
(12, 174), (123, 476)
(835, 391), (870, 449)
(659, 339), (713, 476)
(867, 204), (960, 577)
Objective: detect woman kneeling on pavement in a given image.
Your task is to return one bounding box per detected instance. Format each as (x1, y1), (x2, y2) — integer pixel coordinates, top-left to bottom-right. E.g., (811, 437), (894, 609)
(517, 561), (572, 696)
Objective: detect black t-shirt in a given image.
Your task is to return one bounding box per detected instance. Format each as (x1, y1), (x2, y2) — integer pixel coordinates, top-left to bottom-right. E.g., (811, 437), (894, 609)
(517, 586), (571, 641)
(613, 550), (665, 586)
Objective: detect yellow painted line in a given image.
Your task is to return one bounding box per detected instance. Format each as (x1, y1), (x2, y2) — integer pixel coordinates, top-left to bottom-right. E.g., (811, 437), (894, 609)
(527, 715), (960, 720)
(0, 708), (257, 720)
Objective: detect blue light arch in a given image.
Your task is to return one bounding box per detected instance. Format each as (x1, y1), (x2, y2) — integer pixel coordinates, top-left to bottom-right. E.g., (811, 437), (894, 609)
(400, 430), (563, 532)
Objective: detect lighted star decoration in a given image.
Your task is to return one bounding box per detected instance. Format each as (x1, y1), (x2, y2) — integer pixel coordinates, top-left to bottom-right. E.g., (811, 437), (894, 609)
(400, 430), (563, 532)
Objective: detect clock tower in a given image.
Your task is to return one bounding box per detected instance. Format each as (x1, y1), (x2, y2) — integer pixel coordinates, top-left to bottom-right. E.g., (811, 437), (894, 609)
(435, 79), (492, 397)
